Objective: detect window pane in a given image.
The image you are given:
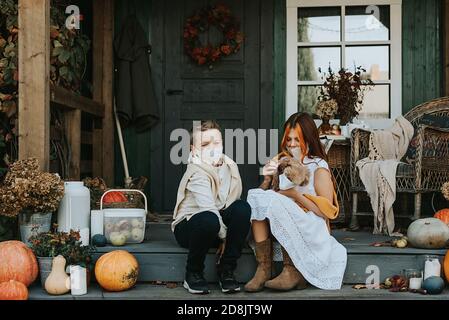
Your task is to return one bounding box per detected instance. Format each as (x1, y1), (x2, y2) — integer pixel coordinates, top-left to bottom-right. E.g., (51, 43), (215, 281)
(298, 86), (321, 114)
(298, 7), (341, 42)
(358, 85), (390, 119)
(345, 46), (389, 80)
(345, 5), (390, 41)
(298, 47), (340, 81)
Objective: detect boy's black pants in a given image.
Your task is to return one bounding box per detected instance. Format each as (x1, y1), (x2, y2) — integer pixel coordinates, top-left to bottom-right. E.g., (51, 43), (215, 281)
(174, 200), (251, 274)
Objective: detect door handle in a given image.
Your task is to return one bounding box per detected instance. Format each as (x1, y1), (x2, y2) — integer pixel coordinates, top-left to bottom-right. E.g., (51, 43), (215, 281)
(166, 89), (184, 96)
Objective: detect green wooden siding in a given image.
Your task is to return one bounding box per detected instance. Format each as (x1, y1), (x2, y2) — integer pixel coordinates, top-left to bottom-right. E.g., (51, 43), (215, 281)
(402, 0), (443, 113)
(114, 0), (153, 193)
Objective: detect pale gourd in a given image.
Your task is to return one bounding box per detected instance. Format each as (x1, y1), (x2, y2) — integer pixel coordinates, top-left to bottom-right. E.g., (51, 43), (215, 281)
(407, 218), (449, 249)
(45, 255), (71, 295)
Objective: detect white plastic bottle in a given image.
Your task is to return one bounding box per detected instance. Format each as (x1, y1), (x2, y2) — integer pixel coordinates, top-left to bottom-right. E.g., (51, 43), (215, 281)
(57, 182), (91, 235)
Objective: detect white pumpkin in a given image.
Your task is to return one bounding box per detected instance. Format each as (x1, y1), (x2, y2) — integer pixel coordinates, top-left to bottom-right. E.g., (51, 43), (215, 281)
(407, 218), (449, 249)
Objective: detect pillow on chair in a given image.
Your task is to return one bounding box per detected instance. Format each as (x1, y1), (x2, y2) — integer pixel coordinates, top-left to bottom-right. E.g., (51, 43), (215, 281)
(405, 114), (449, 164)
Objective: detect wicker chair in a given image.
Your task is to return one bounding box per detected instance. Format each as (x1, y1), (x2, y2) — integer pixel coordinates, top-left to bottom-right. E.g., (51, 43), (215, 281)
(349, 97), (449, 229)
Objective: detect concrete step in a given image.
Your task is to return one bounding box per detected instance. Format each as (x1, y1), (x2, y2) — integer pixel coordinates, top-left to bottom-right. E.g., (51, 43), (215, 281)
(28, 282), (449, 300)
(92, 223), (447, 285)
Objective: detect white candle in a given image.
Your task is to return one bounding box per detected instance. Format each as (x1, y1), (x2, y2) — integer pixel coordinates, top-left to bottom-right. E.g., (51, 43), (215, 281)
(90, 210), (104, 237)
(69, 265), (87, 296)
(409, 277), (422, 290)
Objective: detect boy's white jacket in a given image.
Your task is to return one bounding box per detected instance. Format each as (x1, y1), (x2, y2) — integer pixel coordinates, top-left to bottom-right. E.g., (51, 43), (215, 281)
(172, 153), (243, 239)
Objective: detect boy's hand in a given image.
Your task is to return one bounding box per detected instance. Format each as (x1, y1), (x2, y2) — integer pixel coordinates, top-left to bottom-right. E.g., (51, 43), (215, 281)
(216, 239), (226, 264)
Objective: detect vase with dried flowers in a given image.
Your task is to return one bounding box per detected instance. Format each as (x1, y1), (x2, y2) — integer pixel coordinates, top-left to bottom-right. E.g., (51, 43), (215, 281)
(0, 158), (65, 245)
(318, 66), (374, 125)
(315, 99), (338, 135)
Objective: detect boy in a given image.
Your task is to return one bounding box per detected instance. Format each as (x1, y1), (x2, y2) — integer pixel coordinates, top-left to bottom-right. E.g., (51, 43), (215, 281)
(172, 120), (251, 294)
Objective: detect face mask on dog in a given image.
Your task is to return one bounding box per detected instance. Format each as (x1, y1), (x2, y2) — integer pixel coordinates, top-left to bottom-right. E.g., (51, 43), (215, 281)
(279, 173), (297, 190)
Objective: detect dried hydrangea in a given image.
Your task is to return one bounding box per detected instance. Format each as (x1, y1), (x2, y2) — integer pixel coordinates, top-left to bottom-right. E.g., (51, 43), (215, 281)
(0, 158), (65, 217)
(315, 99), (338, 119)
(442, 182), (449, 201)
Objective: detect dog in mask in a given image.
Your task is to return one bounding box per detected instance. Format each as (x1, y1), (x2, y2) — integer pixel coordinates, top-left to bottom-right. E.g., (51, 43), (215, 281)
(261, 157), (310, 192)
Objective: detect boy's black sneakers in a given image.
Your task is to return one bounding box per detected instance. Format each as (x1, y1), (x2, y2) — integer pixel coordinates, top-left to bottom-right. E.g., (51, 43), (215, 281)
(183, 271), (210, 294)
(218, 267), (241, 293)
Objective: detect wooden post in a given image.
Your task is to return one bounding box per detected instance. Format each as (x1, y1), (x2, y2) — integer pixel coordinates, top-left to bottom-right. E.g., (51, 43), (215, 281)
(65, 110), (81, 180)
(18, 0), (50, 171)
(93, 0), (114, 185)
(445, 0), (449, 96)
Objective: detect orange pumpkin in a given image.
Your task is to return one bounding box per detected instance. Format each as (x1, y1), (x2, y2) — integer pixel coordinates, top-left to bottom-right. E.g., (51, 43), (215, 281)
(0, 241), (38, 286)
(434, 209), (449, 225)
(444, 250), (449, 283)
(103, 191), (128, 203)
(95, 250), (139, 292)
(0, 280), (29, 300)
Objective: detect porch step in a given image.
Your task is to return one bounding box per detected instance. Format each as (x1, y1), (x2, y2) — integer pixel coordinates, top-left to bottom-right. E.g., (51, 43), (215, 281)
(92, 224), (447, 285)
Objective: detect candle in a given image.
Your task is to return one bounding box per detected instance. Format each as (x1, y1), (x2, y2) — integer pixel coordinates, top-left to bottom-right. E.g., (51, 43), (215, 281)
(90, 210), (104, 237)
(69, 265), (87, 296)
(424, 256), (441, 280)
(409, 276), (423, 290)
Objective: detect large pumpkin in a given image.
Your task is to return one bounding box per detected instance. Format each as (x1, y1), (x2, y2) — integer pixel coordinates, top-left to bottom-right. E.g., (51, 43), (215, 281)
(0, 241), (38, 286)
(95, 250), (139, 292)
(0, 280), (29, 300)
(434, 209), (449, 225)
(444, 250), (449, 283)
(407, 218), (449, 249)
(103, 191), (127, 204)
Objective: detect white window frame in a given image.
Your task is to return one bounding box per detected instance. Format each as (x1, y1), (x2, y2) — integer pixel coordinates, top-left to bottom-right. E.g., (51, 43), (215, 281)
(286, 0), (402, 129)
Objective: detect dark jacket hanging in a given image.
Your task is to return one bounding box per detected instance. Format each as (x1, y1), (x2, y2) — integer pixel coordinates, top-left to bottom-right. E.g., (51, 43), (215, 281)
(114, 15), (159, 131)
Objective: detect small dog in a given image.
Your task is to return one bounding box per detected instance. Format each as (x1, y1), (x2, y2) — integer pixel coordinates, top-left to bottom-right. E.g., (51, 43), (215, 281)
(261, 157), (310, 191)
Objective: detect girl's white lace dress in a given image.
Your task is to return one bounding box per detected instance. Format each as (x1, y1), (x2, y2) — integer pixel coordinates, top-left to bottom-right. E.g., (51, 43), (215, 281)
(247, 156), (347, 290)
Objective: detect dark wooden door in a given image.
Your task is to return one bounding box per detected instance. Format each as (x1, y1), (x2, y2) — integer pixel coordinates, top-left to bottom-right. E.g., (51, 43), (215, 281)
(150, 0), (273, 213)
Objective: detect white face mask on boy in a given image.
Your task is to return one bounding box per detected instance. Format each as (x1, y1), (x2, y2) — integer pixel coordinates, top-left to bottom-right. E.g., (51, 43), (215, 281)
(195, 145), (223, 166)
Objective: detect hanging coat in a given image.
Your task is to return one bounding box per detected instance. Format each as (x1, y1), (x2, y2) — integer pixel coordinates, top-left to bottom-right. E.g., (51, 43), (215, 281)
(114, 15), (159, 131)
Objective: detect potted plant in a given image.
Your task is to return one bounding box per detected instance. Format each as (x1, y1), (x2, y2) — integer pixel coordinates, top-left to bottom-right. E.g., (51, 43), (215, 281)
(317, 66), (374, 125)
(29, 227), (95, 288)
(315, 99), (338, 135)
(0, 158), (65, 245)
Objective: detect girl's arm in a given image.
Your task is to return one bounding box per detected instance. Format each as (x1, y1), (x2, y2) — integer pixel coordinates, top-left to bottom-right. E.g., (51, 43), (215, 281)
(277, 168), (334, 219)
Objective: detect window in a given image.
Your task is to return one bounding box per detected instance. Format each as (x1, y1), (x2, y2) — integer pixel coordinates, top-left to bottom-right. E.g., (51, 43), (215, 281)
(286, 0), (402, 128)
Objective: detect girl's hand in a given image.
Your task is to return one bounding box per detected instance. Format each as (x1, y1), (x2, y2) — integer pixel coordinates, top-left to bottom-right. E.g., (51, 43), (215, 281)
(262, 159), (278, 176)
(277, 188), (301, 203)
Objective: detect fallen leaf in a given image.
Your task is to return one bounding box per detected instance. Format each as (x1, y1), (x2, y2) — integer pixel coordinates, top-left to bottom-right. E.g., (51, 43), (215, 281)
(166, 282), (178, 289)
(342, 237), (355, 241)
(352, 284), (367, 290)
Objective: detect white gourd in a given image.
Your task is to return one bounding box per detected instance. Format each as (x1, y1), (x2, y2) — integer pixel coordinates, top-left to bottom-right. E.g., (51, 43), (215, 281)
(407, 218), (449, 249)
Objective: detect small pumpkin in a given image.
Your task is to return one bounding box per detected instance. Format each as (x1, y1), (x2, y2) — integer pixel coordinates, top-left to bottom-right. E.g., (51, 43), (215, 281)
(45, 255), (71, 295)
(407, 218), (449, 249)
(0, 240), (38, 286)
(0, 280), (29, 300)
(434, 209), (449, 226)
(95, 250), (139, 292)
(92, 234), (107, 247)
(103, 191), (127, 204)
(423, 276), (445, 295)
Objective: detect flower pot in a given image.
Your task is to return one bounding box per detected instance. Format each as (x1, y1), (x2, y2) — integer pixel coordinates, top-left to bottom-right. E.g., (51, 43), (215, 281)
(19, 212), (52, 247)
(37, 256), (53, 288)
(318, 117), (332, 135)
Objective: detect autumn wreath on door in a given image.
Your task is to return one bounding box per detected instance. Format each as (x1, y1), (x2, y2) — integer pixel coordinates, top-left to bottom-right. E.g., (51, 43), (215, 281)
(183, 4), (244, 68)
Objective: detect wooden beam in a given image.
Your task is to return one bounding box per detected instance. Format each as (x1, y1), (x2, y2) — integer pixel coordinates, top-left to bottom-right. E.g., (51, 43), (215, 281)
(92, 0), (114, 184)
(50, 85), (105, 117)
(65, 110), (81, 180)
(101, 0), (115, 185)
(18, 0), (50, 171)
(445, 0), (449, 96)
